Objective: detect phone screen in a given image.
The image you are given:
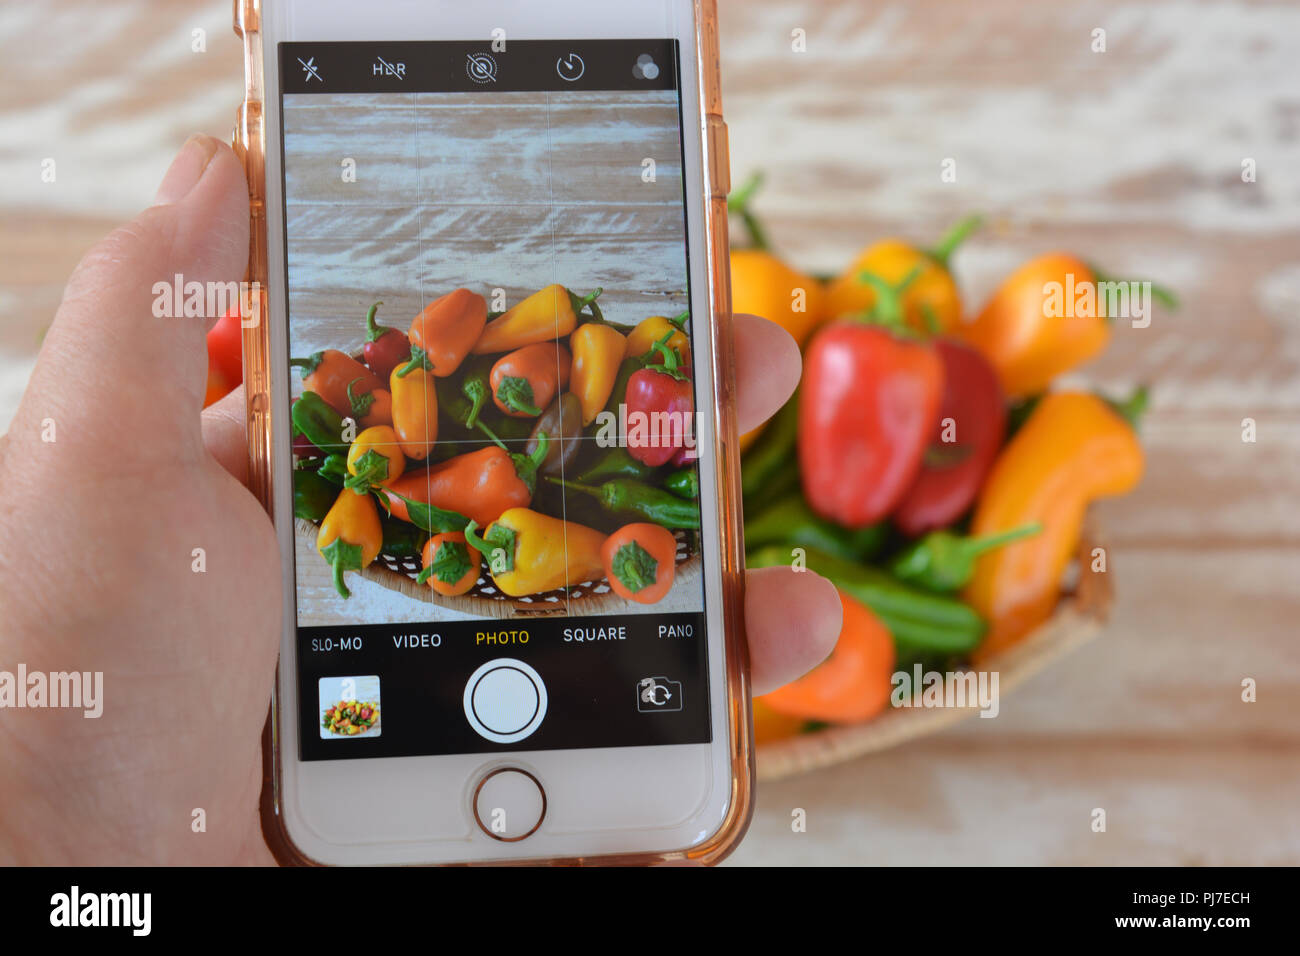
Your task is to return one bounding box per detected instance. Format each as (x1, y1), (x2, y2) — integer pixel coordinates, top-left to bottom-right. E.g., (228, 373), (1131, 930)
(278, 39), (711, 761)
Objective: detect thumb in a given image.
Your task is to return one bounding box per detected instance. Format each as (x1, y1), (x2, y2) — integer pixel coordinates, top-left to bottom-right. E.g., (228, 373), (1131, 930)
(12, 135), (249, 467)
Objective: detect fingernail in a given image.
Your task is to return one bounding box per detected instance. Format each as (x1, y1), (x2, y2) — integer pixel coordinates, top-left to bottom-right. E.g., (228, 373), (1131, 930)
(153, 134), (221, 205)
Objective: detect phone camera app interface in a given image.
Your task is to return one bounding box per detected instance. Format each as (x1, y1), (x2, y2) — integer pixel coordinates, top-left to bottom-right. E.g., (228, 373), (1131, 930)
(279, 39), (711, 761)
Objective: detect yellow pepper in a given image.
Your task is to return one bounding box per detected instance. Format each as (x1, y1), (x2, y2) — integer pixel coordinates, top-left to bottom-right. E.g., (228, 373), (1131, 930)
(463, 508), (606, 597)
(730, 250), (826, 452)
(389, 360), (437, 460)
(570, 322), (626, 425)
(824, 215), (981, 333)
(964, 392), (1144, 660)
(317, 487), (383, 599)
(472, 284), (603, 354)
(345, 425), (406, 493)
(730, 249), (826, 348)
(625, 310), (690, 363)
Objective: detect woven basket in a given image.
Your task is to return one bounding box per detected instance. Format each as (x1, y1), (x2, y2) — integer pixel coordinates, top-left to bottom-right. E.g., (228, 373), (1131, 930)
(295, 518), (701, 618)
(754, 523), (1113, 780)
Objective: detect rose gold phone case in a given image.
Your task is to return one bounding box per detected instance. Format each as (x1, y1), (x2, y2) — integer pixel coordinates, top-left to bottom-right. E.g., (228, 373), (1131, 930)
(234, 0), (751, 866)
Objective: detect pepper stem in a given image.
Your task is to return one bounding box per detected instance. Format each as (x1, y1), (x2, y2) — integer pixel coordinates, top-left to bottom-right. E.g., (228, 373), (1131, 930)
(727, 172), (770, 251)
(461, 520), (492, 557)
(926, 214), (984, 269)
(509, 432), (550, 497)
(668, 310), (690, 330)
(959, 522), (1043, 559)
(394, 345), (433, 378)
(1104, 384), (1150, 429)
(364, 301), (388, 343)
(289, 353), (323, 376)
(1089, 264), (1181, 321)
(857, 266), (923, 331)
(527, 432), (550, 468)
(463, 377), (487, 429)
(568, 287), (605, 320)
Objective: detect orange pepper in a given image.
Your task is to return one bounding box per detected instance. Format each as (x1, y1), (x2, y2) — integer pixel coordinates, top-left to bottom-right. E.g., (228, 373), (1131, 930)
(418, 531), (482, 597)
(601, 523), (677, 604)
(965, 392), (1144, 659)
(406, 288), (487, 377)
(762, 589), (895, 724)
(956, 253), (1175, 398)
(751, 699), (806, 746)
(958, 253), (1104, 397)
(381, 441), (547, 529)
(472, 285), (602, 354)
(290, 349), (386, 419)
(388, 361), (437, 460)
(570, 323), (626, 425)
(490, 343), (571, 418)
(347, 379), (392, 428)
(823, 215), (981, 333)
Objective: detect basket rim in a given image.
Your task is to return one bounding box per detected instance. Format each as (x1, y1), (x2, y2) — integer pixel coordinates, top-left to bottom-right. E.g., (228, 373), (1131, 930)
(753, 520), (1114, 781)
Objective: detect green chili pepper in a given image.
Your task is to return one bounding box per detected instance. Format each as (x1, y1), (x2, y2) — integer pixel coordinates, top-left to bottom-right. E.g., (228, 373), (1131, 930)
(741, 390), (799, 499)
(383, 493), (469, 535)
(600, 356), (644, 419)
(437, 358), (533, 442)
(664, 467), (699, 500)
(317, 454), (350, 486)
(744, 494), (887, 562)
(293, 469), (336, 522)
(546, 477), (700, 529)
(380, 516), (428, 559)
(747, 455), (802, 514)
(576, 446), (658, 484)
(746, 544), (985, 656)
(291, 390), (349, 453)
(889, 523), (1042, 592)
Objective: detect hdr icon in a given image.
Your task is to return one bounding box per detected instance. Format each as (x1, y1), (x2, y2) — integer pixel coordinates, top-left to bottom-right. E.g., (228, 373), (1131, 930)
(373, 56), (406, 78)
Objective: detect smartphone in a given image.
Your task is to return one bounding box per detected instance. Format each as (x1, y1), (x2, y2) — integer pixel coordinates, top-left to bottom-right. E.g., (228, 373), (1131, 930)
(233, 0), (751, 865)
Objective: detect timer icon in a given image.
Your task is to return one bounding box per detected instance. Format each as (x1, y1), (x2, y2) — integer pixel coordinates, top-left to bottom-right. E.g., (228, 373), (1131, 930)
(556, 52), (585, 82)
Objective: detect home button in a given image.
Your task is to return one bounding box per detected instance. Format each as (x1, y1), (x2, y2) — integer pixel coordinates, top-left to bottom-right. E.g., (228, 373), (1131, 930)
(473, 767), (546, 842)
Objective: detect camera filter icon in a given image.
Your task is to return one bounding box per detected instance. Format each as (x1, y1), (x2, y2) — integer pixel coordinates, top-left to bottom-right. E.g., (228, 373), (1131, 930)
(633, 54), (660, 81)
(466, 53), (498, 84)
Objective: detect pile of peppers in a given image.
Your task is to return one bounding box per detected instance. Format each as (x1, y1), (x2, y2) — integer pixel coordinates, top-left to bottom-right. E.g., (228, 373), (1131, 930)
(730, 175), (1171, 742)
(292, 288), (704, 605)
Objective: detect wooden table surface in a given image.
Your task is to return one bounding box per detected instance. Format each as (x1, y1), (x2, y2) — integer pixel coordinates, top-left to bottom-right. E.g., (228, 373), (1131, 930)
(0, 0), (1295, 865)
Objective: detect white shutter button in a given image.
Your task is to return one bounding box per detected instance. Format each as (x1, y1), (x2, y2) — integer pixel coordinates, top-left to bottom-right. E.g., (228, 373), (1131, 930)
(473, 768), (546, 841)
(463, 658), (547, 743)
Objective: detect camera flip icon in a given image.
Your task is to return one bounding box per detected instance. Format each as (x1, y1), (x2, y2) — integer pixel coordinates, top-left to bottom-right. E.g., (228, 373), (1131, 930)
(636, 676), (683, 713)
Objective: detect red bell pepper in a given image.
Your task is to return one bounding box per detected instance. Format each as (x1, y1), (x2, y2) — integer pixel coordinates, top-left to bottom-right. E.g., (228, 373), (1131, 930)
(893, 339), (1006, 536)
(798, 270), (943, 528)
(626, 338), (693, 467)
(362, 301), (411, 381)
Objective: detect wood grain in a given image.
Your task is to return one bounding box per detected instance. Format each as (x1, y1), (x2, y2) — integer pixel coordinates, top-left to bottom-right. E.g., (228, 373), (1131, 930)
(0, 0), (1294, 865)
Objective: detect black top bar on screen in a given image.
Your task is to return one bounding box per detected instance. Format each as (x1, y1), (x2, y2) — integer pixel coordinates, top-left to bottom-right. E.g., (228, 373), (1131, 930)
(279, 40), (679, 94)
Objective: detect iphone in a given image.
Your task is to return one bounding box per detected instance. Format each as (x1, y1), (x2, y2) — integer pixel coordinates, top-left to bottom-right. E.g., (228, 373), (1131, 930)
(234, 0), (749, 865)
